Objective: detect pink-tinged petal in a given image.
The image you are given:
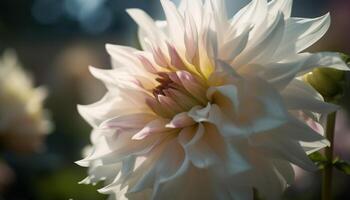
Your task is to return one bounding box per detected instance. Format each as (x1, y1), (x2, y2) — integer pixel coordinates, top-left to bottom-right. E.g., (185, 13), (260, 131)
(145, 97), (171, 118)
(303, 115), (324, 134)
(135, 54), (158, 74)
(99, 113), (156, 130)
(166, 112), (195, 128)
(184, 12), (198, 63)
(167, 72), (182, 85)
(132, 118), (170, 140)
(151, 44), (170, 68)
(163, 88), (199, 110)
(157, 94), (184, 114)
(166, 43), (186, 70)
(176, 71), (207, 104)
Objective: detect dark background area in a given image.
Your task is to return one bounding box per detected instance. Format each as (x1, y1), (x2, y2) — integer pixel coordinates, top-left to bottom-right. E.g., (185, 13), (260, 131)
(0, 0), (349, 199)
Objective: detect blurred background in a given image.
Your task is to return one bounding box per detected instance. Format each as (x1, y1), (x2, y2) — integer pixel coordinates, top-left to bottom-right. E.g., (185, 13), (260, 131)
(0, 0), (349, 199)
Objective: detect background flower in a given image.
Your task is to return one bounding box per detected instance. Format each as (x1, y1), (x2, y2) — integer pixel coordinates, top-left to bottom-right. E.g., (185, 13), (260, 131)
(0, 50), (52, 153)
(77, 0), (348, 199)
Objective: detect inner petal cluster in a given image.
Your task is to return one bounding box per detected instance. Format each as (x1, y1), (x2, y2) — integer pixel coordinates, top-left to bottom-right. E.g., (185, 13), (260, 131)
(147, 71), (208, 118)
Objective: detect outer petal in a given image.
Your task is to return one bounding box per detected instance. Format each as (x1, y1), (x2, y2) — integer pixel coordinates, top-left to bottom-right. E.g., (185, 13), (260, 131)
(234, 12), (285, 67)
(160, 0), (186, 55)
(301, 52), (350, 73)
(126, 9), (168, 52)
(273, 13), (330, 60)
(268, 0), (292, 18)
(282, 79), (338, 113)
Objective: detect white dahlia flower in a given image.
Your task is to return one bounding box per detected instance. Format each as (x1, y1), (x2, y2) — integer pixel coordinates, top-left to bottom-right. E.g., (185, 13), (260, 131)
(0, 50), (52, 153)
(77, 0), (349, 199)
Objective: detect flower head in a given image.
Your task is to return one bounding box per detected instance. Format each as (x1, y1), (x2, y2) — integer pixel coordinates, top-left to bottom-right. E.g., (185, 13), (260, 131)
(77, 0), (348, 199)
(0, 50), (52, 153)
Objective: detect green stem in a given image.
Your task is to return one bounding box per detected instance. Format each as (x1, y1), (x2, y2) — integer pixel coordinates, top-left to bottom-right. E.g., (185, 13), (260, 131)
(322, 112), (337, 200)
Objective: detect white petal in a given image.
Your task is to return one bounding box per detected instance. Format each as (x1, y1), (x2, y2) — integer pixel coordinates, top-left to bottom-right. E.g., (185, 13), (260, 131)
(126, 9), (167, 51)
(268, 0), (292, 18)
(105, 44), (140, 70)
(301, 139), (330, 154)
(184, 12), (198, 62)
(234, 11), (285, 67)
(240, 55), (308, 90)
(180, 0), (203, 29)
(219, 25), (251, 62)
(88, 66), (151, 91)
(179, 124), (219, 168)
(231, 0), (268, 31)
(274, 13), (330, 59)
(160, 0), (186, 54)
(207, 85), (239, 115)
(301, 52), (350, 73)
(282, 79), (338, 113)
(269, 138), (317, 171)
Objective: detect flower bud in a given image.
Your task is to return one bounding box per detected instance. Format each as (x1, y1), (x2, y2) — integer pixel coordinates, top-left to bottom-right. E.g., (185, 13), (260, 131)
(304, 67), (346, 101)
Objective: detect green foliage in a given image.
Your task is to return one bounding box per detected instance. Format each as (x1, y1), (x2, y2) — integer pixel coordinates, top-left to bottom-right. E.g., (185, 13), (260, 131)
(308, 152), (350, 175)
(35, 167), (105, 200)
(308, 152), (328, 169)
(333, 157), (350, 175)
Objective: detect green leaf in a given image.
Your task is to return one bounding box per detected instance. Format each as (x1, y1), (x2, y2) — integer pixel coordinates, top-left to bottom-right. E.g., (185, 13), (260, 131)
(333, 158), (350, 175)
(308, 152), (328, 169)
